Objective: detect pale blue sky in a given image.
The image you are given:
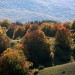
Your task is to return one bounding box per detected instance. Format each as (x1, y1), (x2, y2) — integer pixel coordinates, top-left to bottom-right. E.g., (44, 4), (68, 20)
(0, 0), (75, 22)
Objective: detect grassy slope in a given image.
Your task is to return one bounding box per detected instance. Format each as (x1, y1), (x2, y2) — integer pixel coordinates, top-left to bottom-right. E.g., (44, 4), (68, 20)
(38, 62), (75, 75)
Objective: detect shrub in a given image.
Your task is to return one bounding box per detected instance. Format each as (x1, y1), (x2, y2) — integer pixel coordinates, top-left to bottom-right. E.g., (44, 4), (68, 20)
(0, 48), (32, 75)
(0, 33), (10, 54)
(22, 30), (52, 67)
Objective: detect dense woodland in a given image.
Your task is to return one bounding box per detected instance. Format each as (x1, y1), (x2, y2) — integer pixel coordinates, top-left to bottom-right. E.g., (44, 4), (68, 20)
(0, 19), (75, 75)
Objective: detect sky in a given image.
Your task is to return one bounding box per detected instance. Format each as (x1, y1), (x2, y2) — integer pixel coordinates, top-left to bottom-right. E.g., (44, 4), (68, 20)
(0, 0), (75, 22)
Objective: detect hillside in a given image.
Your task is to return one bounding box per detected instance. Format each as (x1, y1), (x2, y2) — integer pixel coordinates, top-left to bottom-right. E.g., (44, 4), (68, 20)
(38, 62), (75, 75)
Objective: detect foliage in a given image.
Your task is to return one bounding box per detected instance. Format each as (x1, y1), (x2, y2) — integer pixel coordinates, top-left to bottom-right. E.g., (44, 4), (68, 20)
(55, 26), (71, 48)
(40, 23), (57, 37)
(41, 20), (57, 23)
(0, 26), (6, 34)
(28, 24), (39, 32)
(16, 21), (23, 26)
(0, 19), (10, 28)
(70, 33), (75, 38)
(63, 22), (71, 30)
(40, 23), (51, 37)
(54, 26), (72, 65)
(71, 20), (75, 32)
(22, 30), (52, 67)
(24, 23), (31, 34)
(6, 28), (14, 38)
(28, 20), (57, 25)
(13, 26), (25, 39)
(15, 44), (24, 50)
(0, 48), (32, 75)
(6, 23), (17, 39)
(0, 33), (10, 54)
(72, 45), (75, 60)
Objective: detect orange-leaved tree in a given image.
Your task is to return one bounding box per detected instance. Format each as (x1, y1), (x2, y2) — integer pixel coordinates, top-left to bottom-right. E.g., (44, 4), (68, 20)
(13, 26), (25, 39)
(22, 30), (52, 67)
(54, 25), (72, 65)
(0, 48), (32, 75)
(0, 33), (10, 54)
(40, 22), (57, 37)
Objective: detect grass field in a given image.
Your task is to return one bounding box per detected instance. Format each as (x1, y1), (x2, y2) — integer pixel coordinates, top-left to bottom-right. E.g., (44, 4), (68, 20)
(38, 62), (75, 75)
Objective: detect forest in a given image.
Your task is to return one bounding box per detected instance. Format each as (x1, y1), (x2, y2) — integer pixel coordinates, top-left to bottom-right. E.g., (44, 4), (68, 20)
(0, 19), (75, 75)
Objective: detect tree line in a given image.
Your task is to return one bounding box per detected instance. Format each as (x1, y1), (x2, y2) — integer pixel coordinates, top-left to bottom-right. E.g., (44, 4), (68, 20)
(0, 19), (75, 75)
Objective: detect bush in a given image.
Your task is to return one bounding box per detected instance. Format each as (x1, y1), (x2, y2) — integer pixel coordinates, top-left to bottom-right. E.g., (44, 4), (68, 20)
(0, 33), (10, 54)
(0, 48), (32, 75)
(54, 26), (71, 65)
(22, 30), (52, 67)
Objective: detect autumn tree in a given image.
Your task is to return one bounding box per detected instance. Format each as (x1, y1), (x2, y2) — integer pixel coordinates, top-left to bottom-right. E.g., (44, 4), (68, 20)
(71, 20), (75, 32)
(13, 26), (25, 39)
(0, 33), (10, 54)
(0, 19), (10, 28)
(22, 30), (52, 67)
(0, 48), (32, 75)
(40, 23), (57, 37)
(42, 23), (51, 37)
(54, 26), (72, 65)
(63, 22), (71, 30)
(27, 24), (39, 32)
(6, 23), (17, 39)
(40, 23), (52, 37)
(24, 23), (31, 34)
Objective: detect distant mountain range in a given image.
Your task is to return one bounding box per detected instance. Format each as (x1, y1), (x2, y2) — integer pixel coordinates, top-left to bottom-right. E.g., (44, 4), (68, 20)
(0, 0), (75, 22)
